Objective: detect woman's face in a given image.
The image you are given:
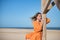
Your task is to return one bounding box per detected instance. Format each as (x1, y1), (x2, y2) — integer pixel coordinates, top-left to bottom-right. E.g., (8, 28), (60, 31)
(36, 14), (42, 20)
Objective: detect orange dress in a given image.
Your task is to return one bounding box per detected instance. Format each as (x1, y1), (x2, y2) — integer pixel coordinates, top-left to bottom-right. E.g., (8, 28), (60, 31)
(25, 18), (50, 40)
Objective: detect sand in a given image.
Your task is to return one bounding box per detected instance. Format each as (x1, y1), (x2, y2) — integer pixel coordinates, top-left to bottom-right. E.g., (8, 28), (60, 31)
(0, 28), (60, 40)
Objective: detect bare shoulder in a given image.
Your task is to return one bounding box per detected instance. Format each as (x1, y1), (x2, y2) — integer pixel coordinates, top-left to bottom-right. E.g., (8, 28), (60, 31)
(32, 20), (36, 23)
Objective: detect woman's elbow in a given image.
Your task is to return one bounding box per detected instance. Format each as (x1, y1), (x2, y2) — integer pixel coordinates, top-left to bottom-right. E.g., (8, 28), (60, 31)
(46, 18), (50, 24)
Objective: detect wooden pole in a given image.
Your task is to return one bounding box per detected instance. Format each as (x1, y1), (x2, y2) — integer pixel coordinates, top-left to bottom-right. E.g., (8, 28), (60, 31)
(41, 0), (60, 40)
(41, 0), (51, 40)
(41, 0), (46, 40)
(41, 0), (46, 13)
(42, 14), (46, 40)
(54, 0), (60, 10)
(43, 0), (51, 13)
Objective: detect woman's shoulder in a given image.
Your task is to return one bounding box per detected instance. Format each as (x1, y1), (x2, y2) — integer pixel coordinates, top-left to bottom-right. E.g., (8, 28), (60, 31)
(32, 20), (37, 23)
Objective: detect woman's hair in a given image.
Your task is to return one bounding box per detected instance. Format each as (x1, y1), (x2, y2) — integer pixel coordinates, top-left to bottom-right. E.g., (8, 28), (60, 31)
(31, 12), (42, 21)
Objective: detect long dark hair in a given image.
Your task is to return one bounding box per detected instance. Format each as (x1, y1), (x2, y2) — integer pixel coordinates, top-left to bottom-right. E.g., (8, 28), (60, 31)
(31, 12), (42, 21)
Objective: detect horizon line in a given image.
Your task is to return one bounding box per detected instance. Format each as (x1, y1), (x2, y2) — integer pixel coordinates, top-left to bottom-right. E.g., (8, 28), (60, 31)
(0, 27), (60, 30)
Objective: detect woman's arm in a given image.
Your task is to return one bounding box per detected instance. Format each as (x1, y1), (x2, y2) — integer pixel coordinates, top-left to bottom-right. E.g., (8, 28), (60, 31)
(46, 18), (50, 24)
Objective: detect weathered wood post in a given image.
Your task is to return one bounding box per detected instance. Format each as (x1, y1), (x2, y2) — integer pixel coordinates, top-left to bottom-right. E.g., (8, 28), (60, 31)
(41, 0), (46, 40)
(54, 0), (60, 10)
(41, 0), (60, 40)
(41, 0), (51, 40)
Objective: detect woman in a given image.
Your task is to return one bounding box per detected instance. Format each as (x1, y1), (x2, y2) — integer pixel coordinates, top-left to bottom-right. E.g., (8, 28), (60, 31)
(25, 12), (50, 40)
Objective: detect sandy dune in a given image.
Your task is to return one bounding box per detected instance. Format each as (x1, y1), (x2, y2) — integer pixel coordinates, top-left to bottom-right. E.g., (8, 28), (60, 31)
(0, 28), (60, 40)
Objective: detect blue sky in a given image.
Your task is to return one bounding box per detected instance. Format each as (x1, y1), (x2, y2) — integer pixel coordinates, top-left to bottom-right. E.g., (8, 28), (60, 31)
(0, 0), (60, 28)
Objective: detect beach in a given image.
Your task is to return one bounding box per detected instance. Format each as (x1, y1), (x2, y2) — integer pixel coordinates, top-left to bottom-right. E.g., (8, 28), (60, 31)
(0, 28), (60, 40)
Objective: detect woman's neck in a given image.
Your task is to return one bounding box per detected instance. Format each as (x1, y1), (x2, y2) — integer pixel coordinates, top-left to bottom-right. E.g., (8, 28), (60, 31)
(36, 19), (41, 22)
(36, 20), (39, 22)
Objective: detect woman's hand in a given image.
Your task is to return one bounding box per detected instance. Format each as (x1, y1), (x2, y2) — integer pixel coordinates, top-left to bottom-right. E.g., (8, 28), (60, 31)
(41, 19), (43, 24)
